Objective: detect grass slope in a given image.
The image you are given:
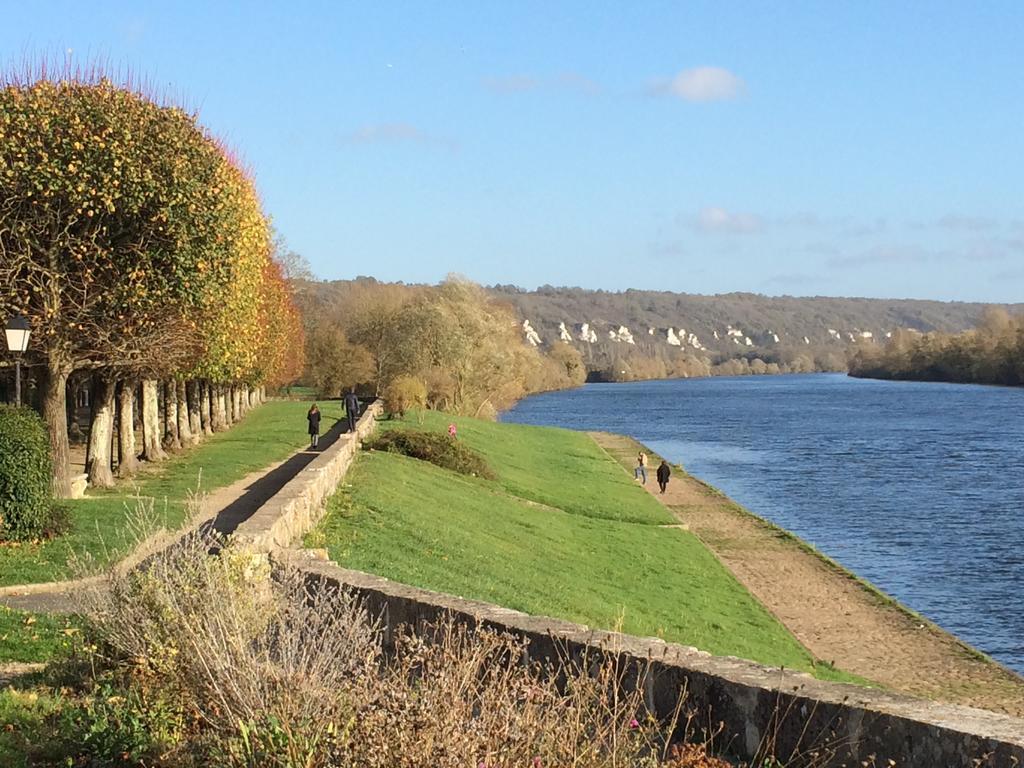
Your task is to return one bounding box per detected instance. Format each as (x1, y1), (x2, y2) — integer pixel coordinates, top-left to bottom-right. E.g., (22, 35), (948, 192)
(379, 411), (673, 525)
(313, 412), (843, 676)
(0, 400), (341, 586)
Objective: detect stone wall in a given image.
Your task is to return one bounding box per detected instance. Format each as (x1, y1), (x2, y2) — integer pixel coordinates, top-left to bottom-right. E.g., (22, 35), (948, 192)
(231, 401), (383, 552)
(282, 556), (1024, 768)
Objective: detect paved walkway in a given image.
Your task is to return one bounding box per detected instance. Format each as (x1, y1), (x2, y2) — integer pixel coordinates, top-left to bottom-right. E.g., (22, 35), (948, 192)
(0, 418), (353, 615)
(591, 431), (1024, 718)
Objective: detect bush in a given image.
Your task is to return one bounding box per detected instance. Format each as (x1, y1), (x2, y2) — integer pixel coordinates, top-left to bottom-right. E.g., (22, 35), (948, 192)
(0, 405), (56, 541)
(366, 429), (496, 479)
(76, 536), (682, 767)
(381, 374), (427, 417)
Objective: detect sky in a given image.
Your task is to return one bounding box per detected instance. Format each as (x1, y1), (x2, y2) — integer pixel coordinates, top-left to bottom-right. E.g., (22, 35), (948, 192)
(3, 1), (1023, 302)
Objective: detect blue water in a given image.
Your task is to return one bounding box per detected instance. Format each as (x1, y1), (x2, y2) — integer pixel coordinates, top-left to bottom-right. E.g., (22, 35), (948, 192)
(502, 373), (1024, 674)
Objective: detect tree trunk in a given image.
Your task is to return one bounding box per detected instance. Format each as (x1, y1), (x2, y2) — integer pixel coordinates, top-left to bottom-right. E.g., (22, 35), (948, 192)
(116, 380), (139, 477)
(41, 357), (73, 498)
(199, 380), (213, 435)
(177, 380), (194, 445)
(209, 383), (222, 431)
(140, 379), (168, 461)
(187, 380), (203, 438)
(86, 376), (116, 488)
(163, 381), (181, 451)
(225, 385), (235, 425)
(213, 386), (228, 431)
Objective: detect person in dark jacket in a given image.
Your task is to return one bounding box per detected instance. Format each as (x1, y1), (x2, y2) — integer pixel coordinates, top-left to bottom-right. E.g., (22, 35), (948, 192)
(344, 388), (360, 432)
(656, 460), (671, 494)
(307, 404), (321, 449)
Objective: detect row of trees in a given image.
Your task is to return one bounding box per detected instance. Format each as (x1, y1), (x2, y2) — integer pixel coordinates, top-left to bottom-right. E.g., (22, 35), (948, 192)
(1, 71), (303, 495)
(849, 308), (1024, 386)
(300, 277), (586, 418)
(588, 345), (848, 383)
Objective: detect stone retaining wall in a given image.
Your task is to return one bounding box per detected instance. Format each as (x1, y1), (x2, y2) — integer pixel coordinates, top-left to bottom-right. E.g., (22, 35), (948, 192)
(281, 556), (1024, 768)
(231, 401), (383, 551)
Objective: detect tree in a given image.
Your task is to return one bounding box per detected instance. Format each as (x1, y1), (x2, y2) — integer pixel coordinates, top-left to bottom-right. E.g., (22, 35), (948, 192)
(304, 326), (375, 398)
(0, 74), (249, 494)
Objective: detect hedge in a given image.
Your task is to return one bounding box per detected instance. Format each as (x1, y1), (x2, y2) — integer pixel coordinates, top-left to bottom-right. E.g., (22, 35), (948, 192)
(0, 405), (55, 541)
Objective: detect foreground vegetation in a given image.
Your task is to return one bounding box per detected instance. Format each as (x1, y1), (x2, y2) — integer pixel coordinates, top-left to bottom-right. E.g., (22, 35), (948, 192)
(849, 307), (1024, 386)
(311, 411), (850, 677)
(0, 399), (340, 586)
(0, 538), (742, 767)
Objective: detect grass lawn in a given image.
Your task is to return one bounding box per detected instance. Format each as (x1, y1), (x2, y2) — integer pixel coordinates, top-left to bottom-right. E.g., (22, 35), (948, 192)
(0, 607), (81, 664)
(0, 399), (343, 587)
(378, 411), (673, 525)
(312, 413), (851, 678)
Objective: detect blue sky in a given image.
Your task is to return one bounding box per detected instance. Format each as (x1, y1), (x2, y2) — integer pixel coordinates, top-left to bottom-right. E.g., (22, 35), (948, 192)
(4, 1), (1023, 302)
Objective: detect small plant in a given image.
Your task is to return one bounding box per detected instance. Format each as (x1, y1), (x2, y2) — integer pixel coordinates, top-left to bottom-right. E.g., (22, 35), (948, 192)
(366, 428), (496, 479)
(0, 405), (58, 542)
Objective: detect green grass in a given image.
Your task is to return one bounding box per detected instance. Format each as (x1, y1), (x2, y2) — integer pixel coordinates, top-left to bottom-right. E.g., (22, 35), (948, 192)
(313, 413), (852, 678)
(0, 607), (80, 663)
(0, 687), (64, 768)
(379, 411), (673, 525)
(0, 400), (343, 587)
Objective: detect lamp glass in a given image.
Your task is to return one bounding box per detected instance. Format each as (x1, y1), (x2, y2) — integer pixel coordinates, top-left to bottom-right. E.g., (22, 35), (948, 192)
(5, 317), (31, 353)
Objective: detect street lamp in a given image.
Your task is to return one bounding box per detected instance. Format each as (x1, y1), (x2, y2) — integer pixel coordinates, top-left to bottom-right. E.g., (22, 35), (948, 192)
(4, 316), (31, 407)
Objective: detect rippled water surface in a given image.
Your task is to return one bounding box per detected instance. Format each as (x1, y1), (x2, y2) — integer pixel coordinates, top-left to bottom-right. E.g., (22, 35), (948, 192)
(502, 374), (1024, 673)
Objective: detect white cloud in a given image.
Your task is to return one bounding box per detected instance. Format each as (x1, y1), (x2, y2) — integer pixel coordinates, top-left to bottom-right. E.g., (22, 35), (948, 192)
(340, 123), (458, 152)
(691, 207), (763, 234)
(659, 66), (744, 102)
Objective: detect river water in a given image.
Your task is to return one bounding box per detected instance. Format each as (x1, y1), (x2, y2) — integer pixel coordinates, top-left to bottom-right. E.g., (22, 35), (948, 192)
(501, 373), (1024, 674)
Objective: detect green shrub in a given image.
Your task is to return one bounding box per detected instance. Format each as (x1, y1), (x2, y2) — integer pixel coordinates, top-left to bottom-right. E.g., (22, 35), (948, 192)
(365, 429), (496, 479)
(0, 406), (56, 542)
(382, 374), (427, 418)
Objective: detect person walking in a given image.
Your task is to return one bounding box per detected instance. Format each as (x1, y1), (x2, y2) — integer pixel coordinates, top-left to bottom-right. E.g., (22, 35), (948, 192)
(344, 388), (360, 433)
(656, 460), (671, 494)
(307, 403), (321, 449)
(634, 451), (648, 484)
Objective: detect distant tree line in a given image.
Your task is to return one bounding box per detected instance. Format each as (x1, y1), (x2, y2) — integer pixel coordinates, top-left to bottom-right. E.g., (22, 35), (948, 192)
(585, 344), (848, 383)
(849, 308), (1024, 386)
(297, 277), (586, 418)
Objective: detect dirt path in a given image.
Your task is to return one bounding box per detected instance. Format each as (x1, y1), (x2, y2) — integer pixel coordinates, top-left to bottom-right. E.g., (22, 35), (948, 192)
(591, 431), (1024, 717)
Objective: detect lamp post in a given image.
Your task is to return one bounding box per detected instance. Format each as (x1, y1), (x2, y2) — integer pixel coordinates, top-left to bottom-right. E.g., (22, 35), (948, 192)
(4, 316), (31, 407)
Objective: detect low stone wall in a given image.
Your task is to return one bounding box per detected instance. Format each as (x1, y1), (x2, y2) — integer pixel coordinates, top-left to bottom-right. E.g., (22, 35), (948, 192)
(231, 401), (383, 552)
(282, 556), (1024, 768)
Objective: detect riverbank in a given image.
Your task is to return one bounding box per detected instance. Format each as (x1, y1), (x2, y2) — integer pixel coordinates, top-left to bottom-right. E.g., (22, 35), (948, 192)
(591, 432), (1024, 716)
(308, 410), (852, 679)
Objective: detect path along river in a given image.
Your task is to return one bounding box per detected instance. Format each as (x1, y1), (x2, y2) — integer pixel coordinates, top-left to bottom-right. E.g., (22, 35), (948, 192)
(502, 373), (1024, 675)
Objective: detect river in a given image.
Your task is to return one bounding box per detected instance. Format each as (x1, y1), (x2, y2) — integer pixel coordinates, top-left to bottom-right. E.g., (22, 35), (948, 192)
(501, 373), (1024, 675)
